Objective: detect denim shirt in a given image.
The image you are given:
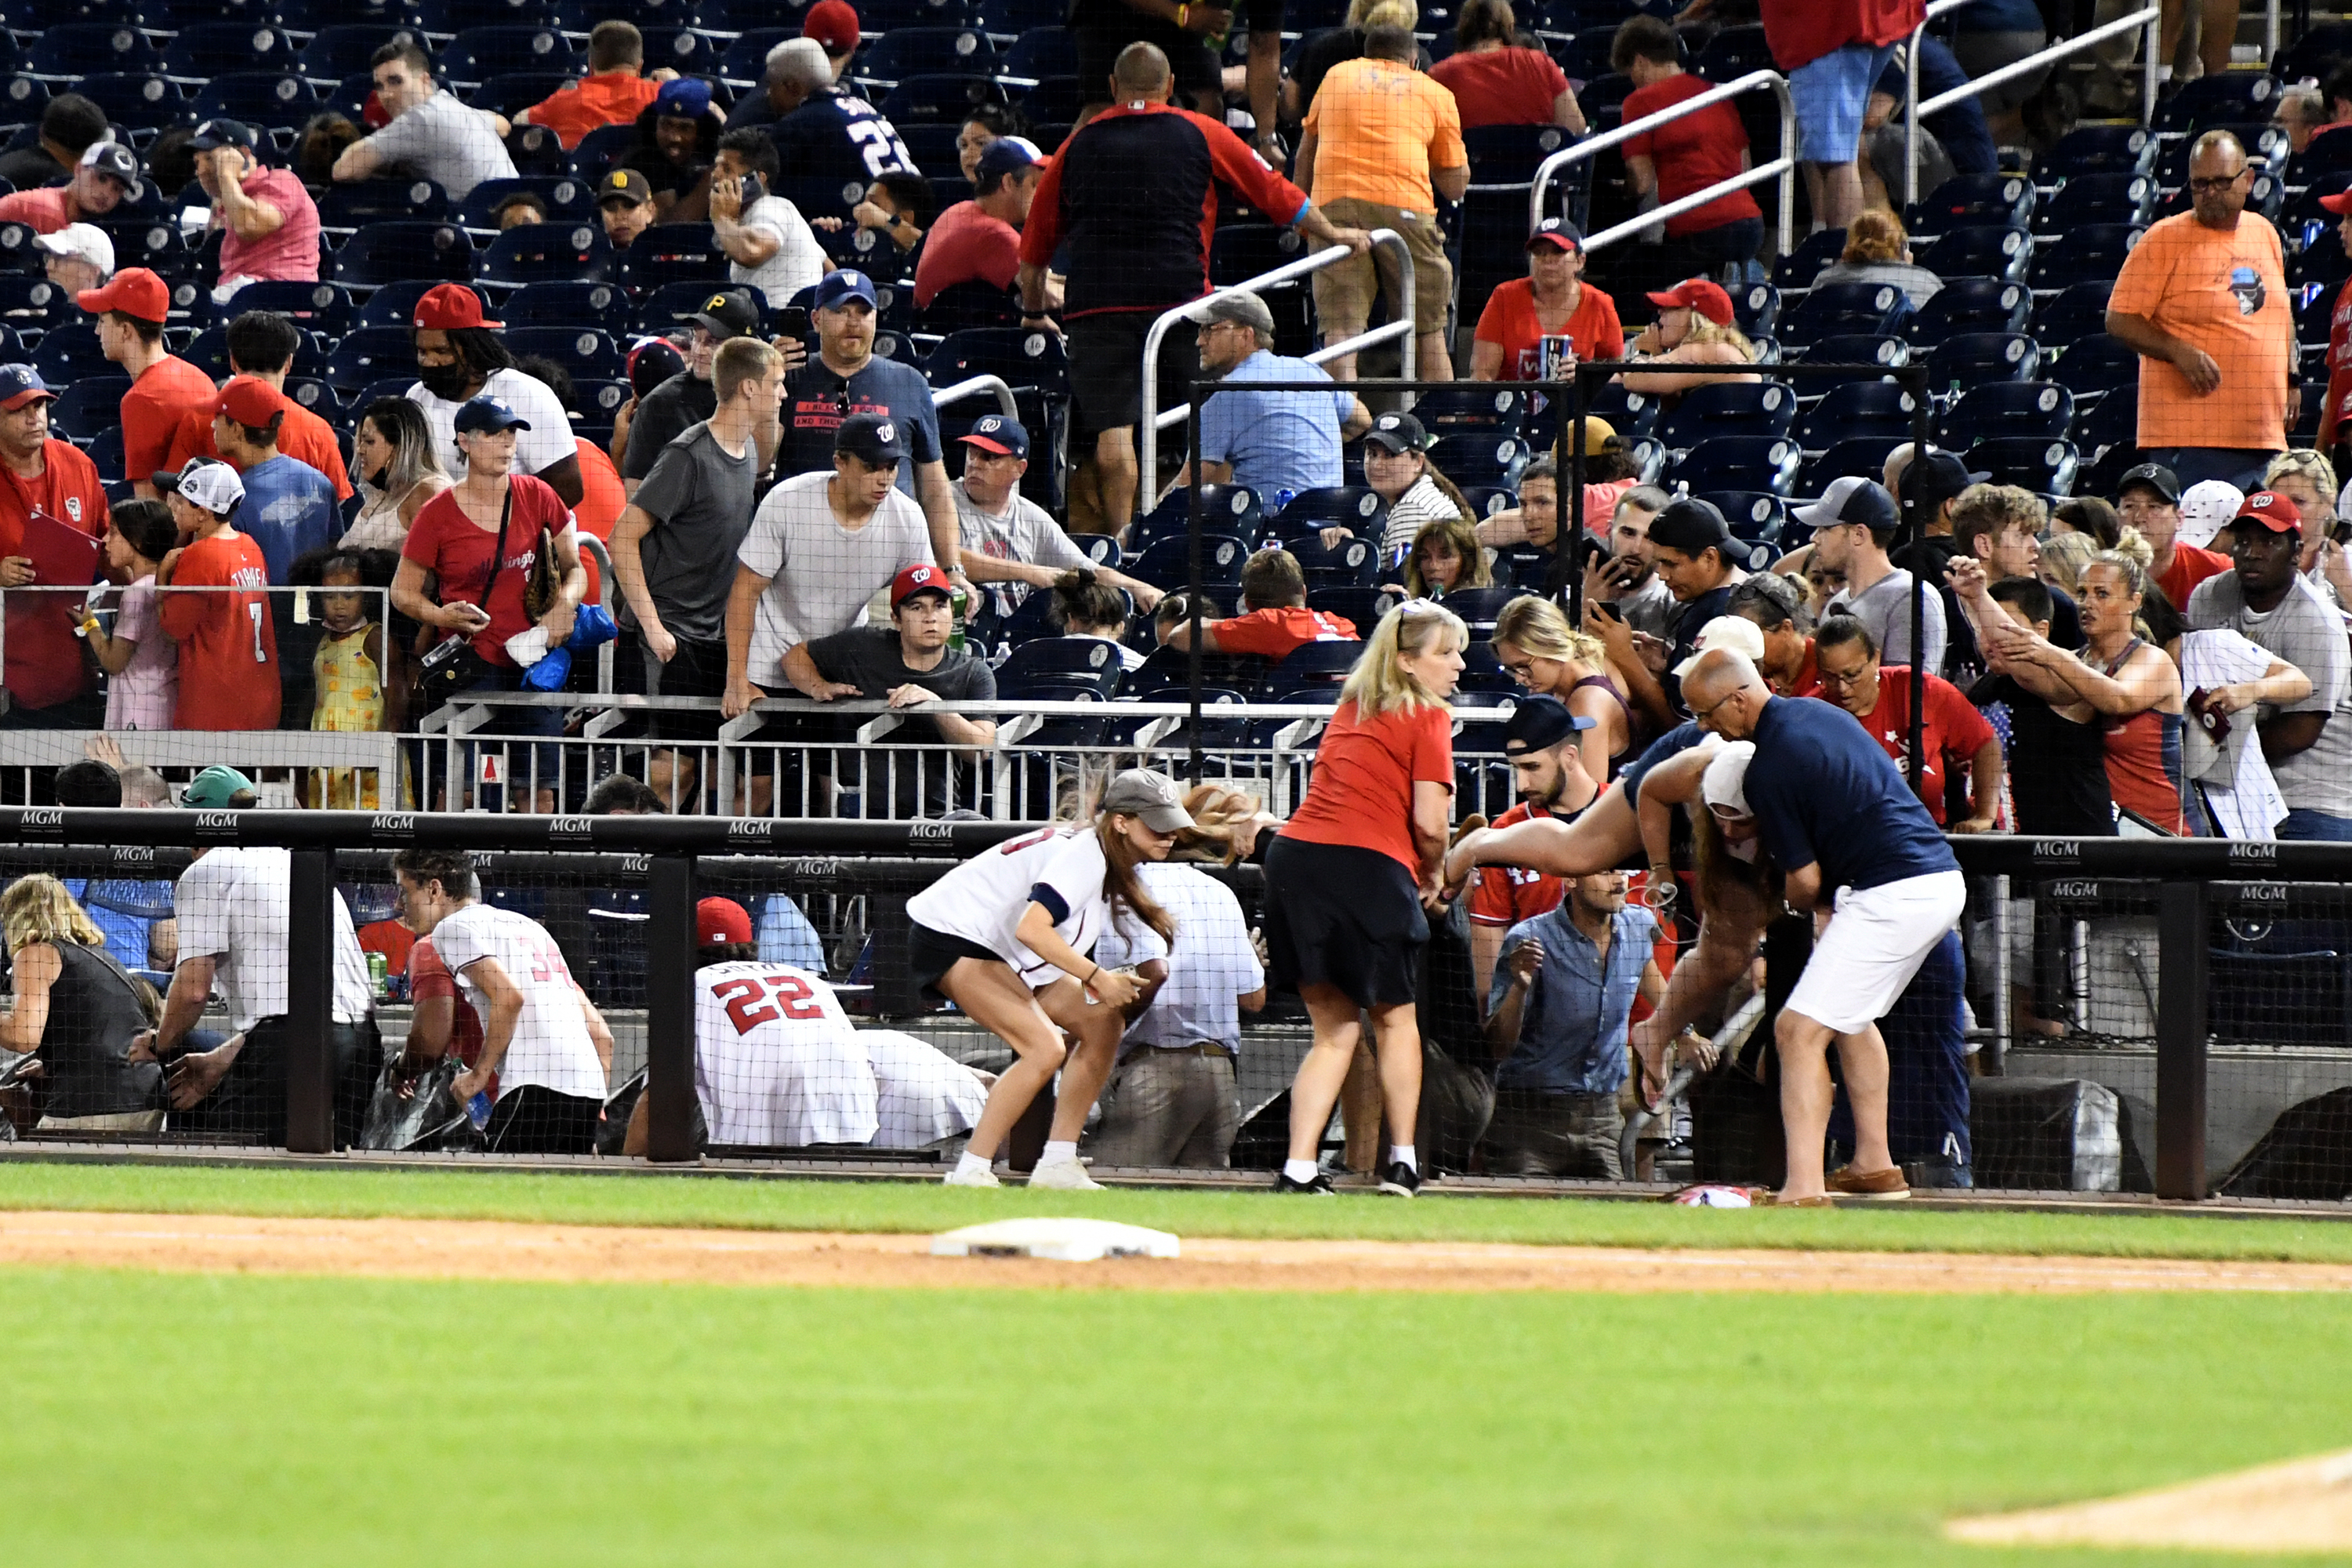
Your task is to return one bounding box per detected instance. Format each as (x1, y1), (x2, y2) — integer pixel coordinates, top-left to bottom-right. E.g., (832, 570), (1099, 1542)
(1487, 905), (1657, 1094)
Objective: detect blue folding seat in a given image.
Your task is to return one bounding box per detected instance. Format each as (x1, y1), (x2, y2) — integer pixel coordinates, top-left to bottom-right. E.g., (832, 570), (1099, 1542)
(1940, 380), (2073, 446)
(1907, 278), (2031, 344)
(320, 181), (452, 232)
(1732, 281), (1780, 339)
(1925, 331), (2038, 393)
(285, 378), (346, 423)
(324, 325), (425, 391)
(419, 0), (562, 31)
(1690, 22), (1769, 82)
(26, 24), (162, 77)
(1769, 227), (1846, 290)
(1780, 333), (1909, 397)
(1668, 435), (1799, 496)
(75, 74), (194, 139)
(924, 327), (1070, 398)
(1906, 172), (2035, 237)
(1796, 381), (1923, 450)
(299, 24), (417, 81)
(1426, 431), (1532, 488)
(457, 176), (597, 233)
(478, 220), (613, 290)
(637, 28), (719, 79)
(164, 23), (301, 78)
(2040, 125), (2154, 180)
(2049, 332), (2140, 398)
(720, 28), (794, 85)
(2033, 172), (2154, 237)
(31, 325), (111, 388)
(469, 71), (580, 122)
(333, 220), (476, 288)
(1133, 533), (1250, 592)
(1915, 224), (2031, 285)
(2033, 280), (2115, 348)
(614, 223), (728, 294)
(2152, 70), (2277, 134)
(861, 0), (978, 26)
(881, 74), (1007, 125)
(1003, 27), (1080, 82)
(193, 73), (327, 136)
(1781, 281), (1914, 347)
(503, 279), (632, 334)
(1288, 533), (1380, 589)
(2027, 223), (2143, 292)
(1796, 436), (1908, 499)
(505, 325), (626, 381)
(182, 327), (237, 382)
(1706, 490), (1786, 544)
(48, 376), (131, 444)
(1966, 435), (2078, 495)
(1657, 380), (1797, 451)
(437, 26), (579, 92)
(1415, 385), (1528, 434)
(855, 27), (999, 85)
(1271, 485), (1384, 540)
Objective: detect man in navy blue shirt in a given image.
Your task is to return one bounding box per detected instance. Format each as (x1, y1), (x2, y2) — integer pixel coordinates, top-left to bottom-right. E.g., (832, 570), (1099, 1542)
(1679, 647), (1965, 1205)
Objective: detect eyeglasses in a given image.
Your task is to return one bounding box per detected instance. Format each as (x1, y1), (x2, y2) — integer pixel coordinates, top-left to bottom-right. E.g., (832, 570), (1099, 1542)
(1814, 664), (1872, 688)
(2187, 169), (2250, 192)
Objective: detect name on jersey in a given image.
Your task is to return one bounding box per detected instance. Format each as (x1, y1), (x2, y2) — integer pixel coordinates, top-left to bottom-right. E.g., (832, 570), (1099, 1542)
(227, 567), (264, 589)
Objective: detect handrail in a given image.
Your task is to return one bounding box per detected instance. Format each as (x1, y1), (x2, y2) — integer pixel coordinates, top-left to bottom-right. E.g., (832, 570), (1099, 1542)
(930, 373), (1020, 419)
(1529, 70), (1798, 260)
(1136, 227), (1417, 489)
(1904, 5), (2161, 207)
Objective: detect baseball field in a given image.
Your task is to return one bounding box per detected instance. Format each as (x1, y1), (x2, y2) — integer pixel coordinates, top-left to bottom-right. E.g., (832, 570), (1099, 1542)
(4, 1161), (2350, 1566)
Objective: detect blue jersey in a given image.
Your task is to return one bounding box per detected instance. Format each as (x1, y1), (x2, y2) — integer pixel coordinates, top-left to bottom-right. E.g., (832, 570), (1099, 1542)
(1618, 720), (1703, 809)
(236, 454), (340, 584)
(1744, 696), (1957, 894)
(772, 89), (916, 208)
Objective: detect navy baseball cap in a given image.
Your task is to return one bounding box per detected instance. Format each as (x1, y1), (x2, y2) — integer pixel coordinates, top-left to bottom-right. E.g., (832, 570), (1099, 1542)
(975, 136), (1040, 186)
(1907, 448), (1988, 510)
(454, 397), (531, 435)
(1647, 495), (1734, 554)
(0, 363), (53, 411)
(1526, 217), (1583, 253)
(655, 78), (712, 119)
(836, 412), (908, 465)
(1502, 695), (1594, 755)
(190, 118), (257, 152)
(959, 412), (1029, 459)
(814, 269), (880, 311)
(1795, 475), (1898, 533)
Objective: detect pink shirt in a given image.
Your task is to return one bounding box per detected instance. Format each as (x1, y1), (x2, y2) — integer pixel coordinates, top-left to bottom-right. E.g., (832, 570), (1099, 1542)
(218, 166), (321, 285)
(104, 575), (178, 731)
(913, 199), (1022, 307)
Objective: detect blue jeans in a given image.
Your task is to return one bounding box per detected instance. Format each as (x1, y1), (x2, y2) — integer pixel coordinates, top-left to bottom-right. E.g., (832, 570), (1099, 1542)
(2278, 807), (2352, 842)
(2147, 447), (2280, 493)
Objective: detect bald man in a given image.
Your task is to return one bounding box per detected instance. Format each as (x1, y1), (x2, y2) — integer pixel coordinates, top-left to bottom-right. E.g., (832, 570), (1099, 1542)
(1677, 648), (1964, 1204)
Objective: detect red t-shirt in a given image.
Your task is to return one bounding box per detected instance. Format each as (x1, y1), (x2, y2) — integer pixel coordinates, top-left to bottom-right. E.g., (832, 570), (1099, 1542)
(402, 476), (577, 668)
(409, 937), (488, 1073)
(166, 398), (354, 501)
(1468, 798), (1567, 927)
(523, 71), (662, 150)
(159, 529), (281, 730)
(1621, 74), (1764, 237)
(1761, 0), (1926, 71)
(1429, 46), (1568, 130)
(1474, 278), (1626, 381)
(1208, 605), (1358, 660)
(2154, 543), (2231, 612)
(122, 357), (221, 489)
(0, 439), (107, 712)
(1833, 666), (1995, 825)
(2323, 270), (2352, 451)
(914, 200), (1022, 307)
(1773, 639), (1820, 699)
(0, 187), (73, 234)
(1283, 699), (1455, 873)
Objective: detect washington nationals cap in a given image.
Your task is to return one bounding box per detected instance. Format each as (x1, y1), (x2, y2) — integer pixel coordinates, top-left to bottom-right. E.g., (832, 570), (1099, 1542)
(1526, 217), (1583, 252)
(1645, 277), (1734, 325)
(685, 288), (760, 339)
(975, 136), (1040, 186)
(413, 282), (499, 331)
(158, 456), (245, 514)
(695, 897), (755, 946)
(959, 412), (1029, 459)
(835, 412), (906, 464)
(2227, 488), (2302, 535)
(814, 268), (879, 310)
(453, 396), (531, 435)
(76, 266), (169, 324)
(891, 561), (953, 611)
(2321, 188), (2352, 216)
(804, 0), (862, 53)
(0, 364), (53, 411)
(1501, 695), (1594, 755)
(1100, 768), (1196, 834)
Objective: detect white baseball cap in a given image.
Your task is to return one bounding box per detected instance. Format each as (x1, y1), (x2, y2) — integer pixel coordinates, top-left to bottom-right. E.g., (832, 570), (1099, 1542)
(32, 223), (113, 276)
(160, 457), (244, 514)
(1671, 614), (1766, 679)
(2177, 479), (2246, 550)
(1701, 740), (1755, 817)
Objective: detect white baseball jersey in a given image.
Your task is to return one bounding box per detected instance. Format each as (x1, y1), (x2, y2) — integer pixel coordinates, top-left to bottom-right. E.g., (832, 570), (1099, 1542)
(1094, 862), (1262, 1058)
(175, 848), (372, 1033)
(903, 825), (1112, 987)
(427, 903), (607, 1102)
(693, 960), (877, 1147)
(858, 1029), (987, 1149)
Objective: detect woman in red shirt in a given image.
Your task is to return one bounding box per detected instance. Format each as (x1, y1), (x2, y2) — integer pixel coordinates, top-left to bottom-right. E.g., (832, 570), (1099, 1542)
(391, 397), (587, 812)
(1430, 0), (1583, 131)
(1471, 220), (1624, 384)
(1265, 600), (1468, 1196)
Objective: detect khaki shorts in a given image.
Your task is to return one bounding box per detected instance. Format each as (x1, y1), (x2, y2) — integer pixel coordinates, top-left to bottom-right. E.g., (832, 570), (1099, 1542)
(1308, 197), (1452, 336)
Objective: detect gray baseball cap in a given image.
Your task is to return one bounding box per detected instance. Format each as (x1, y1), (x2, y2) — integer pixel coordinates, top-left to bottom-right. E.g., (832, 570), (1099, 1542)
(1190, 290), (1275, 339)
(1100, 769), (1196, 834)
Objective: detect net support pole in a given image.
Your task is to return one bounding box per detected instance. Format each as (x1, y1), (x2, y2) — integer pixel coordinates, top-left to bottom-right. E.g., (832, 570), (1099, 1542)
(1754, 913), (1809, 1190)
(285, 848), (336, 1155)
(645, 852), (699, 1163)
(2154, 878), (2209, 1200)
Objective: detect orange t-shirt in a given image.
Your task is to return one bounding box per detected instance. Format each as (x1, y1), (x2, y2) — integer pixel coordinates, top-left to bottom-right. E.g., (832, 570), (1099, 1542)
(1208, 605), (1358, 659)
(2107, 209), (2291, 452)
(1302, 56), (1466, 213)
(523, 72), (662, 150)
(159, 530), (281, 730)
(570, 435), (622, 605)
(2154, 542), (2231, 610)
(165, 399), (354, 501)
(122, 357), (221, 490)
(1282, 699), (1455, 873)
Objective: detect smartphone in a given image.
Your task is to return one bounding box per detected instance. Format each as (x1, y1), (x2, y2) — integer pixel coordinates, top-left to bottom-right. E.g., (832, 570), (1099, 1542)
(1590, 601), (1624, 621)
(737, 172), (765, 207)
(775, 306), (811, 340)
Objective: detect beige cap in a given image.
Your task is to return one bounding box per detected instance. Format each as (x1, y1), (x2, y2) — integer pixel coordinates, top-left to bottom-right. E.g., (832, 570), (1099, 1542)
(1671, 615), (1766, 679)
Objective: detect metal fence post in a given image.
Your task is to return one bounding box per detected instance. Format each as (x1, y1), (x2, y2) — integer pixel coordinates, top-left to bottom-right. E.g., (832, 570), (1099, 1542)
(644, 853), (699, 1163)
(285, 847), (336, 1154)
(2155, 878), (2210, 1200)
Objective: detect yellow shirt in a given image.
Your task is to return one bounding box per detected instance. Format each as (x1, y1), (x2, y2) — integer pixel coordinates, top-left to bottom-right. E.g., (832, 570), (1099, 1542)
(2107, 209), (2291, 452)
(1303, 56), (1467, 214)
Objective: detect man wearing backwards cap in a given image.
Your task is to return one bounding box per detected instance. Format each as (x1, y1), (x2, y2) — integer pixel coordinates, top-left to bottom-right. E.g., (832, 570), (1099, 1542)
(405, 283), (581, 504)
(210, 376), (339, 585)
(1623, 277), (1762, 397)
(0, 365), (107, 726)
(779, 561), (999, 816)
(155, 458), (282, 731)
(1470, 218), (1626, 383)
(1468, 695), (1601, 1004)
(1187, 289), (1371, 502)
(82, 268), (218, 502)
(1801, 475), (1947, 676)
(951, 413), (1163, 616)
(914, 136), (1047, 310)
(191, 118), (321, 301)
(332, 38), (517, 200)
(2186, 488), (2352, 840)
(0, 139), (140, 234)
(31, 223), (111, 297)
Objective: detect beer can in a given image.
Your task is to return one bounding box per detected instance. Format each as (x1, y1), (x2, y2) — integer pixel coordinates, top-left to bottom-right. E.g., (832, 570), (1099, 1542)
(1539, 335), (1574, 382)
(367, 950), (389, 996)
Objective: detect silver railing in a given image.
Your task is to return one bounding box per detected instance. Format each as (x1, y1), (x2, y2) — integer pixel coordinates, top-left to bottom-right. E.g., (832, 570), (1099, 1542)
(931, 374), (1021, 419)
(1136, 227), (1417, 488)
(1904, 4), (2162, 207)
(1529, 69), (1798, 261)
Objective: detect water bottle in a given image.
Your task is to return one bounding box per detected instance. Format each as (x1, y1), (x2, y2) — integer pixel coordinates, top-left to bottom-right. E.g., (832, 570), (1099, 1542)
(366, 950), (389, 998)
(949, 585), (969, 653)
(1272, 487), (1296, 516)
(467, 1091), (492, 1130)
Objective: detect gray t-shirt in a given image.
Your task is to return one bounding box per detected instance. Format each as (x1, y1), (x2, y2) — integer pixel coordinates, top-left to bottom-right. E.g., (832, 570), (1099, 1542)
(738, 470), (933, 686)
(2187, 570), (2352, 816)
(1831, 568), (1947, 675)
(360, 90), (517, 200)
(622, 372), (717, 481)
(628, 421), (758, 644)
(807, 624), (996, 746)
(955, 481), (1088, 615)
(1612, 572), (1678, 642)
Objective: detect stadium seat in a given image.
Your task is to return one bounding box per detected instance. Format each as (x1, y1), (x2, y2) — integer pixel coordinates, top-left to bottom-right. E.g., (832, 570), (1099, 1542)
(505, 325), (626, 381)
(2049, 332), (2140, 397)
(1732, 281), (1781, 340)
(2033, 172), (2154, 237)
(503, 279), (630, 332)
(419, 0), (561, 27)
(437, 25), (579, 91)
(2032, 281), (2115, 349)
(1274, 485), (1386, 538)
(458, 176), (597, 234)
(1287, 533), (1380, 588)
(333, 221), (477, 289)
(1668, 435), (1800, 496)
(614, 223), (728, 295)
(637, 27), (719, 78)
(924, 328), (1070, 398)
(182, 327), (236, 382)
(881, 74), (1007, 125)
(855, 27), (999, 85)
(1769, 227), (1846, 290)
(1690, 21), (1770, 81)
(1425, 432), (1531, 489)
(719, 27), (795, 85)
(31, 325), (111, 389)
(572, 122), (643, 181)
(26, 24), (163, 77)
(1656, 380), (1798, 452)
(2039, 125), (2154, 180)
(1781, 333), (1909, 397)
(469, 71), (580, 122)
(1780, 281), (1913, 347)
(1581, 379), (1659, 441)
(1925, 331), (2038, 394)
(163, 21), (300, 78)
(324, 325), (426, 392)
(321, 183), (452, 233)
(1907, 172), (2035, 238)
(1269, 639), (1363, 689)
(191, 71), (325, 136)
(1455, 485), (1517, 520)
(1131, 481), (1263, 552)
(996, 637), (1128, 697)
(1796, 381), (1923, 450)
(1966, 435), (2078, 495)
(1414, 386), (1528, 434)
(48, 377), (131, 444)
(478, 220), (614, 290)
(0, 277), (79, 336)
(1796, 436), (1906, 497)
(2027, 223), (2143, 292)
(1915, 225), (2031, 285)
(1705, 490), (1787, 543)
(299, 24), (419, 80)
(1940, 381), (2074, 447)
(2153, 69), (2276, 134)
(74, 73), (194, 139)
(353, 279), (477, 331)
(1133, 533), (1250, 592)
(1906, 278), (2031, 343)
(1002, 26), (1079, 81)
(285, 378), (345, 423)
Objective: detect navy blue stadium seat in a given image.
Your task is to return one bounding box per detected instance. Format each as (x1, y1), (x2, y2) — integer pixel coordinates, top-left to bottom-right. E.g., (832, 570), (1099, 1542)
(637, 27), (719, 78)
(1907, 278), (2031, 343)
(1455, 485), (1517, 520)
(477, 220), (613, 289)
(1133, 533), (1250, 592)
(1306, 585), (1389, 634)
(299, 24), (419, 80)
(419, 0), (560, 26)
(1915, 224), (2031, 285)
(48, 377), (131, 444)
(437, 25), (579, 90)
(1940, 380), (2074, 447)
(719, 27), (794, 85)
(458, 176), (597, 233)
(2153, 70), (2276, 134)
(1410, 386), (1528, 434)
(74, 73), (193, 138)
(1002, 26), (1080, 81)
(2049, 332), (2140, 397)
(27, 24), (162, 77)
(323, 325), (425, 392)
(881, 74), (1007, 125)
(1925, 331), (2038, 392)
(1425, 431), (1531, 488)
(192, 71), (325, 135)
(1668, 435), (1799, 496)
(333, 221), (476, 288)
(1656, 380), (1797, 451)
(1781, 334), (1910, 398)
(163, 22), (300, 78)
(321, 181), (452, 232)
(2040, 125), (2154, 180)
(2027, 223), (2143, 292)
(1706, 490), (1787, 543)
(855, 27), (999, 84)
(1288, 533), (1380, 588)
(470, 71), (579, 122)
(1131, 481), (1264, 552)
(1966, 435), (2078, 495)
(997, 637), (1128, 696)
(2032, 280), (2115, 348)
(614, 223), (728, 294)
(505, 325), (626, 381)
(1439, 584), (1517, 630)
(31, 325), (110, 389)
(181, 327), (235, 382)
(1690, 22), (1769, 82)
(1796, 381), (1923, 450)
(2033, 172), (2154, 237)
(503, 279), (630, 332)
(572, 123), (642, 181)
(1769, 227), (1846, 290)
(924, 327), (1070, 397)
(1272, 484), (1385, 539)
(1907, 172), (2035, 236)
(1797, 436), (1906, 498)
(1732, 281), (1781, 339)
(1270, 639), (1364, 688)
(1780, 281), (1912, 347)
(285, 378), (345, 422)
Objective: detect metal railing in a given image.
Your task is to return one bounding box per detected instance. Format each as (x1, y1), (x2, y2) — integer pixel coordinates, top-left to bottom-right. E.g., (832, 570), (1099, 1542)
(1136, 227), (1417, 488)
(1529, 69), (1798, 261)
(1904, 4), (2163, 207)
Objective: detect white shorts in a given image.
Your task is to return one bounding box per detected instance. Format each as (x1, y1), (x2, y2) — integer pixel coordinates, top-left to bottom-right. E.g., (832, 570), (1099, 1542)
(1785, 870), (1968, 1035)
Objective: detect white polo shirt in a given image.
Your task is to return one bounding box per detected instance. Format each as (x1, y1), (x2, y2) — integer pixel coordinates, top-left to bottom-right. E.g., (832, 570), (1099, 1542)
(408, 365), (575, 481)
(426, 902), (607, 1102)
(174, 848), (372, 1033)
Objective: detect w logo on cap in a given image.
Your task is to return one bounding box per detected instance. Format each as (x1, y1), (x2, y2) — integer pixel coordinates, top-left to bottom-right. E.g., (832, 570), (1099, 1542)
(909, 566), (935, 586)
(2252, 492), (2279, 508)
(877, 422), (895, 443)
(843, 271), (866, 287)
(977, 416), (1001, 432)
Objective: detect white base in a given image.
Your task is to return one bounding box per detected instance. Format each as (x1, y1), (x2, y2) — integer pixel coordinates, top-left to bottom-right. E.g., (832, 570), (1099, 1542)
(931, 1218), (1181, 1262)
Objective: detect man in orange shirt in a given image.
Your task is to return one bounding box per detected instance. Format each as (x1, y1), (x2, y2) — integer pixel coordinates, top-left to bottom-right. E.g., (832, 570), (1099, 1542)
(80, 270), (218, 503)
(2107, 129), (2294, 492)
(1159, 547), (1358, 660)
(155, 458), (281, 731)
(0, 365), (107, 728)
(1296, 23), (1468, 381)
(163, 310), (354, 501)
(517, 21), (679, 150)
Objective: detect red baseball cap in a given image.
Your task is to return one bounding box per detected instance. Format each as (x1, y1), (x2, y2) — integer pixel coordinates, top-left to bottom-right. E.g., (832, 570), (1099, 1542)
(695, 897), (754, 946)
(2229, 488), (2303, 534)
(413, 283), (500, 331)
(216, 375), (289, 427)
(2321, 190), (2352, 216)
(75, 267), (170, 325)
(804, 0), (860, 53)
(1645, 277), (1736, 327)
(891, 561), (953, 611)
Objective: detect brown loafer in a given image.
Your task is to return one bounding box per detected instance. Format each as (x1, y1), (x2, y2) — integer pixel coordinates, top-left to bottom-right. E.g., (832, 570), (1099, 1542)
(1742, 1188), (1835, 1207)
(1827, 1165), (1911, 1200)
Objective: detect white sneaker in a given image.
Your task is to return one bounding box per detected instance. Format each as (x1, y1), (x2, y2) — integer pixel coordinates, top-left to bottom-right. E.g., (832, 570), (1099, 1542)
(942, 1163), (1001, 1188)
(1026, 1156), (1104, 1191)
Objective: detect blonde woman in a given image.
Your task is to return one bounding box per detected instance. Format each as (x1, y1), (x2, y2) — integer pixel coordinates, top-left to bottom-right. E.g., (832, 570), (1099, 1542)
(0, 875), (164, 1129)
(1621, 278), (1761, 397)
(2263, 449), (2352, 605)
(1394, 515), (1493, 601)
(1265, 601), (1468, 1196)
(2038, 528), (2096, 598)
(1491, 593), (1632, 779)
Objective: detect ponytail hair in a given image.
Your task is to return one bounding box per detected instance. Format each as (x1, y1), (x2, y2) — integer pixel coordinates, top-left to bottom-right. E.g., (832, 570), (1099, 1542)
(1051, 567), (1127, 634)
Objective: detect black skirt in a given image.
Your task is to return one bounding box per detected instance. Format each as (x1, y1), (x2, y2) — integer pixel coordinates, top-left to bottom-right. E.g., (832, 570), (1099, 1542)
(1263, 837), (1429, 1008)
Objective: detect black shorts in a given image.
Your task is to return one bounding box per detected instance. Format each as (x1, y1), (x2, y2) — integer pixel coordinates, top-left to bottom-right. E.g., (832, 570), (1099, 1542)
(483, 1084), (602, 1156)
(1263, 837), (1428, 1008)
(1068, 310), (1196, 445)
(907, 920), (1008, 1004)
(1076, 14), (1222, 109)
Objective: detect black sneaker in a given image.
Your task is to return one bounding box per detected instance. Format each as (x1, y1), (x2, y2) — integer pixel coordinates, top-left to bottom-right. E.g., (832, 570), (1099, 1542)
(1275, 1170), (1335, 1195)
(1377, 1161), (1421, 1197)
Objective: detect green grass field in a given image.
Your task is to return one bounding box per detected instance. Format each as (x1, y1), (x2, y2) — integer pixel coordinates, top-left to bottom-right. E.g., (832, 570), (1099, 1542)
(4, 1160), (2350, 1565)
